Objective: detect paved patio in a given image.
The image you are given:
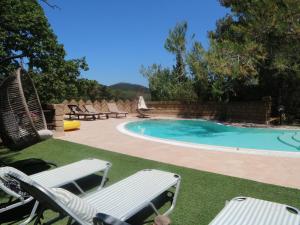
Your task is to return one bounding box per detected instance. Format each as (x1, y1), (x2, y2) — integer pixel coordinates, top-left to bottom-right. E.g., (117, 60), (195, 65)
(58, 116), (300, 189)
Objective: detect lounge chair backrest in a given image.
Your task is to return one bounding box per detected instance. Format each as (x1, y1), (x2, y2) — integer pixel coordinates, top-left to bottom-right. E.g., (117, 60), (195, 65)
(84, 104), (97, 113)
(138, 96), (148, 110)
(11, 174), (88, 225)
(68, 105), (83, 114)
(107, 103), (119, 113)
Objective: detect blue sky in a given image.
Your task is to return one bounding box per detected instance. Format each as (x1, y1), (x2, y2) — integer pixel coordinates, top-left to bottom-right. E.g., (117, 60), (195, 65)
(42, 0), (229, 87)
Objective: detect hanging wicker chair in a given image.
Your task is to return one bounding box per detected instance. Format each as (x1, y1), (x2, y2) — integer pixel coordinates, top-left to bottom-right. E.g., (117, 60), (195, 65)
(0, 68), (52, 150)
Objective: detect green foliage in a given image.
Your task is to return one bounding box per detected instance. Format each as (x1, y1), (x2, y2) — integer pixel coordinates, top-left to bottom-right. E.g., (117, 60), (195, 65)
(31, 58), (88, 103)
(208, 0), (300, 115)
(141, 65), (172, 100)
(206, 39), (265, 78)
(0, 0), (111, 103)
(142, 22), (198, 101)
(0, 0), (65, 76)
(186, 41), (211, 101)
(141, 64), (197, 101)
(144, 1), (300, 119)
(76, 78), (112, 101)
(164, 22), (188, 82)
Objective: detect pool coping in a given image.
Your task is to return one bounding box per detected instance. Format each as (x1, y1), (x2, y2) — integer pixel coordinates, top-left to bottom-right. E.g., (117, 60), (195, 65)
(117, 119), (300, 158)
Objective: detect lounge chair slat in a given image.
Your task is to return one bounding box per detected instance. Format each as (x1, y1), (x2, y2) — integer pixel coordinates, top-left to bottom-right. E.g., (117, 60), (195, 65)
(6, 168), (180, 225)
(31, 159), (110, 188)
(209, 197), (300, 225)
(83, 169), (179, 220)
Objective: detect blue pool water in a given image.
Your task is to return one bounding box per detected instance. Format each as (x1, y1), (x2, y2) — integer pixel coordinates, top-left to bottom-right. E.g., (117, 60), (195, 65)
(125, 119), (300, 152)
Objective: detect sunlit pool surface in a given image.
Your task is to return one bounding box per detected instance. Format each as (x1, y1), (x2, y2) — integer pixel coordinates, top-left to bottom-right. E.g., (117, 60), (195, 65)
(125, 119), (300, 152)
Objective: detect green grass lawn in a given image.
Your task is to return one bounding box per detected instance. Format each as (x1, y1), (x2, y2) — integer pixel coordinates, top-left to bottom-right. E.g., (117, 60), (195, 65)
(1, 139), (300, 225)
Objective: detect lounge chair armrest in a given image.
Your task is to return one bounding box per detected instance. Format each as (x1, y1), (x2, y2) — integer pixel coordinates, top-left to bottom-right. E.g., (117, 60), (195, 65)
(93, 213), (131, 225)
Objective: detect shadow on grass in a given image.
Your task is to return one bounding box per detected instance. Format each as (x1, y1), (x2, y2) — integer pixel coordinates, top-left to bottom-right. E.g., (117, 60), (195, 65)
(0, 148), (18, 166)
(0, 151), (59, 224)
(61, 174), (108, 194)
(126, 191), (174, 225)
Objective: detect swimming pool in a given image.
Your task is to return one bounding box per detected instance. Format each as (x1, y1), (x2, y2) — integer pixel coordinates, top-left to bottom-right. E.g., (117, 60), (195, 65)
(124, 119), (300, 152)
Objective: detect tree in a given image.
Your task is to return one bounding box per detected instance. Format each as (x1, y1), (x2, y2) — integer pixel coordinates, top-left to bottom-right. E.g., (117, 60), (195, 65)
(186, 41), (211, 100)
(0, 0), (65, 77)
(143, 1), (300, 120)
(0, 0), (79, 103)
(31, 58), (89, 103)
(0, 0), (115, 104)
(142, 22), (199, 101)
(141, 64), (173, 100)
(207, 0), (300, 116)
(164, 21), (188, 82)
(76, 78), (112, 101)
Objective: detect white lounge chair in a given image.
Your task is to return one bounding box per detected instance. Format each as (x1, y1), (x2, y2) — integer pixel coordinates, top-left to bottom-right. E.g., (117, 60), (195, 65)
(136, 96), (154, 118)
(0, 158), (111, 225)
(7, 168), (181, 225)
(209, 196), (300, 225)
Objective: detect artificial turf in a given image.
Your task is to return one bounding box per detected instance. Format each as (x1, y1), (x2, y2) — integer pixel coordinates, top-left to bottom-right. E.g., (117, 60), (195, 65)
(1, 139), (300, 225)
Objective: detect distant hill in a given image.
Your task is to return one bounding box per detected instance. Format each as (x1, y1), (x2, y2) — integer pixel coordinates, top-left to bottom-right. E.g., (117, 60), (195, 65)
(108, 82), (150, 100)
(109, 82), (149, 92)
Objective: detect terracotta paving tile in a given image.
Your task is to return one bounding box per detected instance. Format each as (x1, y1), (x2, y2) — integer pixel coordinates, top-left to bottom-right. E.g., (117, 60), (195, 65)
(58, 116), (300, 189)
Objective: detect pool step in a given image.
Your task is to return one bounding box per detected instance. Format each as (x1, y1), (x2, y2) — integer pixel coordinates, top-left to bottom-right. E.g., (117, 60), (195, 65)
(277, 132), (300, 150)
(292, 132), (300, 143)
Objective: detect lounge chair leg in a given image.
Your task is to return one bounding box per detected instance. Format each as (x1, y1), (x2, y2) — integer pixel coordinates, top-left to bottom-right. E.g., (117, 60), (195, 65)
(33, 204), (45, 225)
(149, 202), (160, 215)
(72, 181), (85, 194)
(98, 163), (112, 190)
(20, 200), (39, 225)
(0, 196), (34, 213)
(163, 177), (181, 216)
(145, 176), (181, 218)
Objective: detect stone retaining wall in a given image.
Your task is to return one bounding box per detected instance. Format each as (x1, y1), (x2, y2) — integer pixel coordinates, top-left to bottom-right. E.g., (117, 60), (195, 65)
(44, 99), (138, 134)
(45, 104), (65, 134)
(147, 97), (272, 124)
(147, 101), (224, 119)
(60, 99), (137, 114)
(45, 97), (272, 133)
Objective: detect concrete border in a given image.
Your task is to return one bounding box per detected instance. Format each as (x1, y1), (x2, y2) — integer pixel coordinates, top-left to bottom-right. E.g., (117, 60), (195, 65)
(117, 119), (300, 158)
